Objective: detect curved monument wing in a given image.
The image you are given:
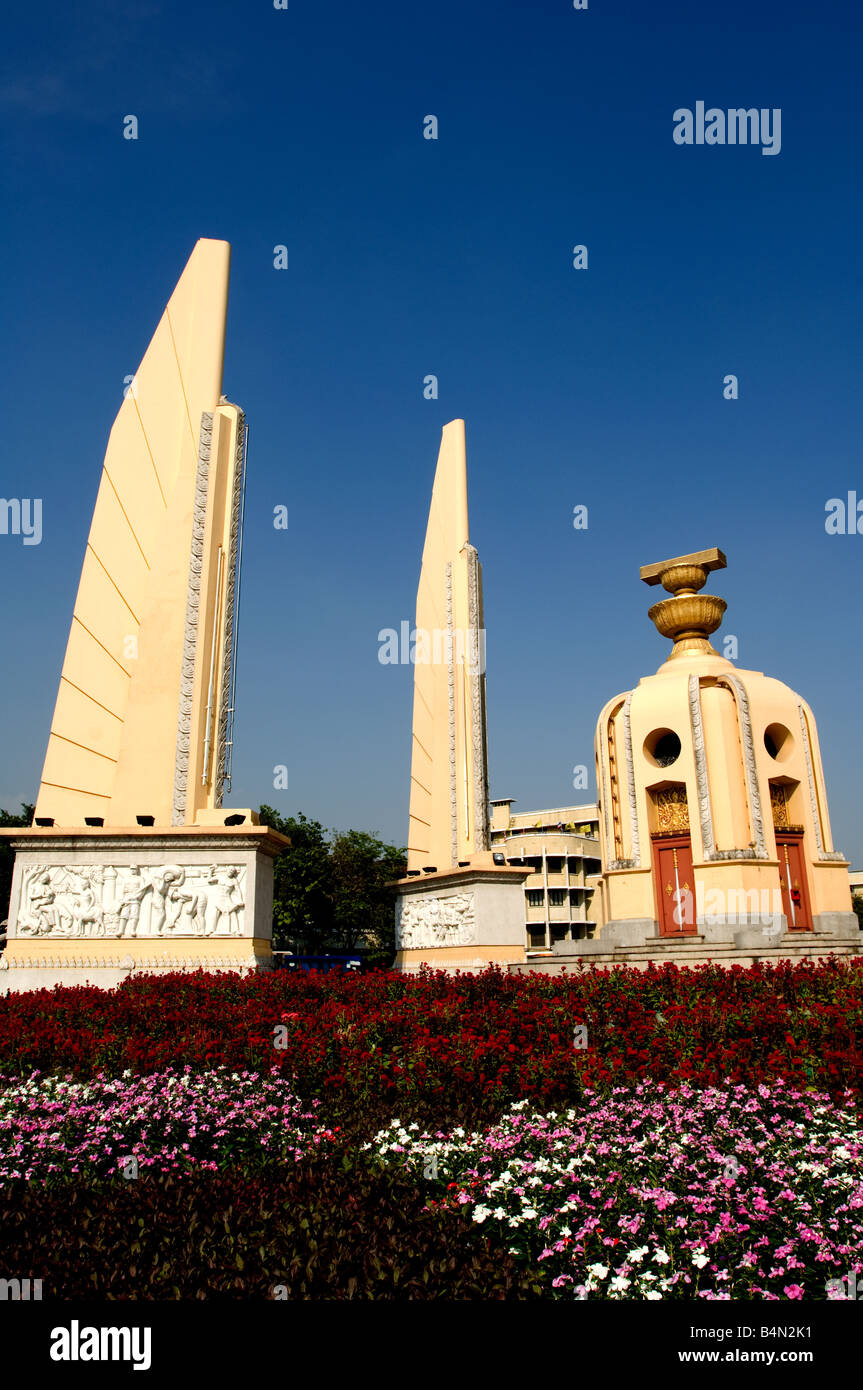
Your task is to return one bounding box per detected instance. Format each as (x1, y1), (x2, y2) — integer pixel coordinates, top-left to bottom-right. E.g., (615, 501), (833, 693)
(35, 239), (241, 828)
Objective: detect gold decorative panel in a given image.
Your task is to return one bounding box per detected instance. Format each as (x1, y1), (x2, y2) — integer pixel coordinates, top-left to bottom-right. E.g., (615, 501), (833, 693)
(651, 786), (690, 834)
(770, 783), (790, 830)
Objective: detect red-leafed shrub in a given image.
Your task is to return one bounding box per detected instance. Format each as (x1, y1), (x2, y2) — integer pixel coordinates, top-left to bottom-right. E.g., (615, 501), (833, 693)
(0, 1163), (545, 1299)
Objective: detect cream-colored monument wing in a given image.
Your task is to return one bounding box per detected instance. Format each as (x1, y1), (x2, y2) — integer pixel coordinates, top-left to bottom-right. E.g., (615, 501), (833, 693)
(35, 239), (244, 828)
(407, 419), (490, 870)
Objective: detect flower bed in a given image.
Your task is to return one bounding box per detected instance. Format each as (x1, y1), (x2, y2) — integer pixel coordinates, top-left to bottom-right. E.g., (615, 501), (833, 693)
(0, 1067), (331, 1183)
(2, 961), (861, 1300)
(0, 960), (861, 1136)
(366, 1079), (863, 1299)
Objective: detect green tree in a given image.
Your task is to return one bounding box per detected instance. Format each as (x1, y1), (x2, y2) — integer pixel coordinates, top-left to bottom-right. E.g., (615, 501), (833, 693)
(260, 806), (334, 954)
(329, 829), (406, 962)
(259, 806), (405, 964)
(0, 804), (35, 928)
(853, 892), (863, 930)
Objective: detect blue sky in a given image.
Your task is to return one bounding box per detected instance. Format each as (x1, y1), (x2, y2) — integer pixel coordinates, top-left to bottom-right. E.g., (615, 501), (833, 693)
(1, 0), (861, 863)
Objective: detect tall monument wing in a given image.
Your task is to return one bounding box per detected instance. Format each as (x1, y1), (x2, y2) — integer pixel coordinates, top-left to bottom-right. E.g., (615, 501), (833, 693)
(35, 238), (246, 828)
(407, 420), (490, 870)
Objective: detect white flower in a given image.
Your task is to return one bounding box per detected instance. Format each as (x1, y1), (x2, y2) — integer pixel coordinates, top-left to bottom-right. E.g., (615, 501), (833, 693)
(610, 1276), (631, 1293)
(691, 1249), (709, 1270)
(653, 1249), (671, 1265)
(588, 1263), (609, 1279)
(627, 1246), (649, 1265)
(644, 1290), (663, 1300)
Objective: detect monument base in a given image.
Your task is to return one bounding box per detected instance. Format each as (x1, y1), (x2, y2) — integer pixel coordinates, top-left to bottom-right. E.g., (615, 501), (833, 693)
(391, 863), (532, 974)
(0, 824), (289, 994)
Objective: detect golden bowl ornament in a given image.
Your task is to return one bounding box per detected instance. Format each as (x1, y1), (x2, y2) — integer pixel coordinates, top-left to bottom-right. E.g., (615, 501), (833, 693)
(648, 594), (727, 641)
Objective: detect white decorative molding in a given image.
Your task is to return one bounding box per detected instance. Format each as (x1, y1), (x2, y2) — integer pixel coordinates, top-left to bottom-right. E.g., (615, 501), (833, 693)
(465, 544), (490, 853)
(621, 692), (640, 867)
(718, 674), (768, 859)
(173, 412), (213, 825)
(395, 892), (476, 950)
(215, 411), (246, 806)
(445, 560), (458, 867)
(797, 703), (845, 860)
(798, 702), (825, 854)
(688, 675), (715, 858)
(3, 954), (262, 973)
(16, 862), (247, 940)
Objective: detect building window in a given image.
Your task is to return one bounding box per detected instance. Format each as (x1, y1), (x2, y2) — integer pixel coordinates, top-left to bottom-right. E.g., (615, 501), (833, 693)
(548, 889), (566, 907)
(526, 890), (544, 908)
(546, 857), (563, 873)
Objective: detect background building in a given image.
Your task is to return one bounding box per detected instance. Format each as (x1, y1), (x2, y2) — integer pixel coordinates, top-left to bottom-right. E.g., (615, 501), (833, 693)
(490, 800), (601, 952)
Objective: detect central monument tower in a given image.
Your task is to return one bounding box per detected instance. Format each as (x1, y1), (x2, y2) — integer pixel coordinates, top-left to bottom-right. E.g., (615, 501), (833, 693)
(586, 547), (858, 960)
(407, 419), (490, 871)
(393, 421), (530, 972)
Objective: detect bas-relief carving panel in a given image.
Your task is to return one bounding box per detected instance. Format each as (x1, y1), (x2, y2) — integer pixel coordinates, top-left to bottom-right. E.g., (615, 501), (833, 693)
(396, 892), (476, 950)
(17, 863), (246, 939)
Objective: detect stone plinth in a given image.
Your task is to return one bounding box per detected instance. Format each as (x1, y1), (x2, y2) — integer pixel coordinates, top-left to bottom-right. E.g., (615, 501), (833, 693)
(0, 824), (289, 993)
(391, 863), (532, 973)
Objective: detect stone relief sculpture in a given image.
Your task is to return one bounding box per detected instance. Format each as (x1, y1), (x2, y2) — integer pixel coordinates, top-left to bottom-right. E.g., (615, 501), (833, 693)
(118, 867), (152, 939)
(16, 863), (247, 939)
(206, 866), (244, 936)
(395, 892), (476, 950)
(149, 867), (187, 936)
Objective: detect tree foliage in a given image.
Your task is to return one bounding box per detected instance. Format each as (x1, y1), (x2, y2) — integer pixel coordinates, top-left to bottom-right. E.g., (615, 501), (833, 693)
(0, 804), (34, 928)
(259, 806), (405, 963)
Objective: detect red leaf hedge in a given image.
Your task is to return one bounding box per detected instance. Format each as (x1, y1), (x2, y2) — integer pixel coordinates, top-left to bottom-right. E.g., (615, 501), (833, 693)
(0, 1164), (544, 1299)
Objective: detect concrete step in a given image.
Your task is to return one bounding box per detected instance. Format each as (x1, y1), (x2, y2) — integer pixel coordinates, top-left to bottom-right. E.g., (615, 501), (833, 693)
(512, 936), (863, 973)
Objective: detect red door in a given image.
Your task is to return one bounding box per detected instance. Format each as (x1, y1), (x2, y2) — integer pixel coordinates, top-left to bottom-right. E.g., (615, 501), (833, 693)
(653, 835), (696, 937)
(776, 835), (812, 931)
